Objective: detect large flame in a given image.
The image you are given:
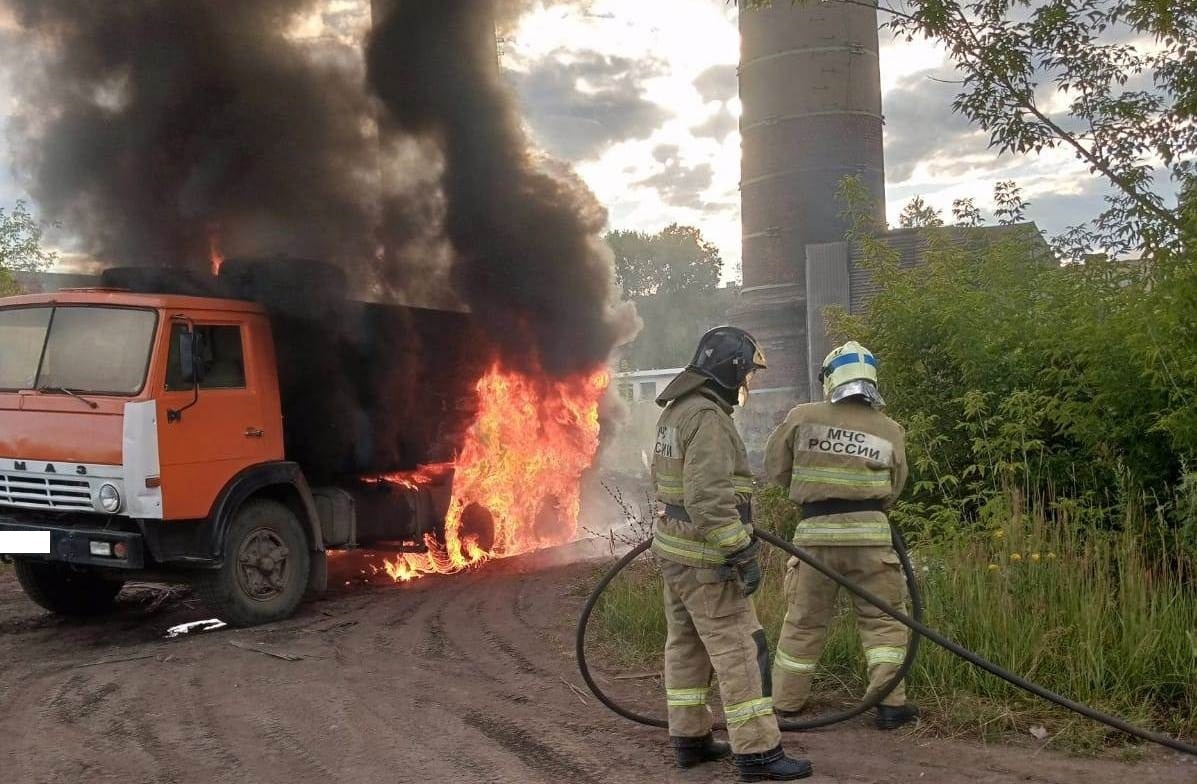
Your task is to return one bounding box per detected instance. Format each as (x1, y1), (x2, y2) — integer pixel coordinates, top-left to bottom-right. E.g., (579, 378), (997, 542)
(382, 363), (609, 581)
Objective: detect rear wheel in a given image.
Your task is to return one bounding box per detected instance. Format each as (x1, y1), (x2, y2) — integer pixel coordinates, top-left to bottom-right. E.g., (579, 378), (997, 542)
(14, 561), (124, 616)
(195, 499), (311, 627)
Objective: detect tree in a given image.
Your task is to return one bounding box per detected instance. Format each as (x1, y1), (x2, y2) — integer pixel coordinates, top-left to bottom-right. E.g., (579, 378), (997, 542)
(608, 223), (723, 298)
(606, 225), (732, 370)
(830, 177), (1195, 536)
(951, 197), (985, 227)
(743, 1), (1196, 258)
(898, 195), (945, 228)
(905, 183), (1030, 230)
(0, 201), (56, 295)
(992, 180), (1029, 226)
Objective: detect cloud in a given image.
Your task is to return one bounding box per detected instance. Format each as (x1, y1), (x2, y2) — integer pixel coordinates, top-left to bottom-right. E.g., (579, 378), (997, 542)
(692, 107), (737, 140)
(693, 63), (737, 103)
(637, 144), (714, 209)
(1023, 185), (1111, 239)
(883, 68), (982, 182)
(510, 48), (671, 160)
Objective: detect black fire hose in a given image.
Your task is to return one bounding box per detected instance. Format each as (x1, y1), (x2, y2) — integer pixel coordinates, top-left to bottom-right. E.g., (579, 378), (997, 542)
(575, 525), (923, 731)
(576, 528), (1197, 757)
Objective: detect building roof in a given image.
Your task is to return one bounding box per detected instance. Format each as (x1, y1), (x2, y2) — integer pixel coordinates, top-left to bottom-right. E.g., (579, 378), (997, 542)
(849, 222), (1051, 314)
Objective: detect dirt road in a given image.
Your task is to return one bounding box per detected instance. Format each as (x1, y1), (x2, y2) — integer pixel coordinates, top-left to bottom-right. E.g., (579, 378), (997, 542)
(0, 550), (1193, 784)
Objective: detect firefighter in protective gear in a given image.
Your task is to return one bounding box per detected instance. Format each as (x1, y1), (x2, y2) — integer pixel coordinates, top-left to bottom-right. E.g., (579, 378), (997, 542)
(653, 327), (813, 781)
(764, 341), (919, 731)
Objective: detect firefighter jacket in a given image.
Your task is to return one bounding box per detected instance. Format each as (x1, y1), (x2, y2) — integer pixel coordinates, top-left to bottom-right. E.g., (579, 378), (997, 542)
(651, 378), (755, 568)
(764, 400), (908, 547)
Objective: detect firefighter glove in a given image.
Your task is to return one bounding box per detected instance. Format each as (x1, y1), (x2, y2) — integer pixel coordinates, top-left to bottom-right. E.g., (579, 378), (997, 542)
(721, 539), (762, 597)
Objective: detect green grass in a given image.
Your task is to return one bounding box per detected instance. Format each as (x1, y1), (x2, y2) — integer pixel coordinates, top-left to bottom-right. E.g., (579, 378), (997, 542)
(590, 493), (1197, 752)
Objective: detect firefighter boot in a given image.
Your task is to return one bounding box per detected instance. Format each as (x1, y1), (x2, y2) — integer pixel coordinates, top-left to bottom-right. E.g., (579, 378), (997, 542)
(671, 734), (731, 768)
(876, 703), (920, 730)
(733, 746), (813, 781)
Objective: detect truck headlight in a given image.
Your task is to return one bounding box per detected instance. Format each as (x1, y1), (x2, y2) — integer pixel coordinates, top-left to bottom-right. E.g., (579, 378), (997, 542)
(98, 483), (122, 513)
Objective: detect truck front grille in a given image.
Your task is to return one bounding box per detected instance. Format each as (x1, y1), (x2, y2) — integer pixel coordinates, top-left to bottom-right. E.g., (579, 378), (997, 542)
(0, 473), (93, 511)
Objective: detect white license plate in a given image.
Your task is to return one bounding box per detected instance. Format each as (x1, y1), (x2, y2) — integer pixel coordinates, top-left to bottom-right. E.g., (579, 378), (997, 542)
(0, 531), (51, 554)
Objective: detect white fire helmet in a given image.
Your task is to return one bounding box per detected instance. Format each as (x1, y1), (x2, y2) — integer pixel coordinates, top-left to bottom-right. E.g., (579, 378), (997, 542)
(819, 341), (885, 408)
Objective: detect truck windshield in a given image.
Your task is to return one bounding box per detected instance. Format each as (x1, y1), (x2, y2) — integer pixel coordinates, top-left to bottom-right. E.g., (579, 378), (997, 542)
(0, 306), (158, 395)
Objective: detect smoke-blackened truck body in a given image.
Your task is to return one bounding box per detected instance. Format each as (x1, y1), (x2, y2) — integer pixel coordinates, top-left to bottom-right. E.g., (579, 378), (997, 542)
(0, 262), (489, 626)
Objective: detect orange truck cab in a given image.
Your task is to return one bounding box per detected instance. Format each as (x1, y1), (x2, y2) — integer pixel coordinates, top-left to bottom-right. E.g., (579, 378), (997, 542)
(0, 283), (462, 626)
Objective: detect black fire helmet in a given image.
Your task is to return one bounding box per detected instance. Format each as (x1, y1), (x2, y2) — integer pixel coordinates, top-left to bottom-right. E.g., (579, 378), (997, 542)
(687, 326), (768, 391)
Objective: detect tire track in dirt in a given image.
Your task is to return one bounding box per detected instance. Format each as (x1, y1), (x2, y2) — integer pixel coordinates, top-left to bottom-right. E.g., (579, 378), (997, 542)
(511, 575), (558, 634)
(433, 570), (666, 783)
(253, 717), (341, 782)
(369, 587), (434, 653)
(184, 674), (245, 781)
(334, 668), (484, 783)
(409, 582), (481, 671)
(463, 711), (603, 783)
(337, 569), (632, 783)
(2, 560), (1194, 784)
(452, 582), (554, 682)
(112, 707), (185, 784)
(475, 612), (547, 676)
(2, 673), (66, 784)
(186, 663), (355, 784)
(47, 672), (122, 724)
(39, 673), (89, 725)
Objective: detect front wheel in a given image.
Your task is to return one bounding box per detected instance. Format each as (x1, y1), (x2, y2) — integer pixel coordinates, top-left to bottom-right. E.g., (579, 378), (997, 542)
(14, 561), (124, 616)
(195, 499), (311, 627)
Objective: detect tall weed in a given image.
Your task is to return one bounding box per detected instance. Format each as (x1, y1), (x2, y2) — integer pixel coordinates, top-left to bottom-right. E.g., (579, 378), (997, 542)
(591, 492), (1197, 751)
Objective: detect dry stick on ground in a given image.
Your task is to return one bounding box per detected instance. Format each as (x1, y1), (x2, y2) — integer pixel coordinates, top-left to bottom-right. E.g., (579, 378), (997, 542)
(560, 676), (591, 705)
(227, 640), (303, 661)
(75, 652), (160, 668)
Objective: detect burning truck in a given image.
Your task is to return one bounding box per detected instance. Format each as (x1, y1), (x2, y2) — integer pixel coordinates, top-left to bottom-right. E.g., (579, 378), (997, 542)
(0, 259), (609, 626)
(0, 0), (638, 626)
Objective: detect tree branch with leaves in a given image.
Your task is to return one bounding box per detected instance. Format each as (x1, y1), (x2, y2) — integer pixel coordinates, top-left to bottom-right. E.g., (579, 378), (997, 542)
(0, 201), (57, 295)
(740, 0), (1196, 258)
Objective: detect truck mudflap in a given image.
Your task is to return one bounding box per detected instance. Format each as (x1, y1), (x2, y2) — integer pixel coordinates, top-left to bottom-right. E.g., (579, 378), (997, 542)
(0, 517), (146, 569)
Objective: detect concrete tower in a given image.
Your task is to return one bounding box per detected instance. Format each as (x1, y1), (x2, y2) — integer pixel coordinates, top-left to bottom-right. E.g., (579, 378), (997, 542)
(733, 0), (886, 402)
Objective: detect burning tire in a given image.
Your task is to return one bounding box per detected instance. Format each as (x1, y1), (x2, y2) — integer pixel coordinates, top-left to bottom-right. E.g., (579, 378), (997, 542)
(13, 561), (123, 617)
(195, 499), (310, 627)
(458, 502), (495, 554)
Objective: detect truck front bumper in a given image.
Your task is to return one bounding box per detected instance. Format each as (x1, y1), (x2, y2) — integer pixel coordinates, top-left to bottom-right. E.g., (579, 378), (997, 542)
(0, 517), (146, 569)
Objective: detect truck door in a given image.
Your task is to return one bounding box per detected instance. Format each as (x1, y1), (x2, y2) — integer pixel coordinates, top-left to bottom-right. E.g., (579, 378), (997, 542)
(157, 318), (275, 520)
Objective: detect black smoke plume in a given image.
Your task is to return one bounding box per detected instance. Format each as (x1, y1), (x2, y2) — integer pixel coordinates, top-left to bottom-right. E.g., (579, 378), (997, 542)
(367, 0), (635, 378)
(4, 0), (636, 480)
(4, 0), (380, 271)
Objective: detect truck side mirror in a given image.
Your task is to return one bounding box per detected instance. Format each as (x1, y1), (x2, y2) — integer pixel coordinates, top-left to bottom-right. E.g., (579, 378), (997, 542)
(179, 330), (206, 386)
(168, 324), (204, 423)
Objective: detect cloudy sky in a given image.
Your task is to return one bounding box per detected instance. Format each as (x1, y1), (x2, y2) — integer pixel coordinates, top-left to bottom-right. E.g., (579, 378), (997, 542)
(0, 0), (1115, 280)
(504, 0), (1115, 281)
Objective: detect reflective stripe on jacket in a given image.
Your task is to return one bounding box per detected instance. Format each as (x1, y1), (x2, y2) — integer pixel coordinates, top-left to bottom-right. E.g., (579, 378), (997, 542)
(764, 400), (908, 546)
(652, 387), (754, 567)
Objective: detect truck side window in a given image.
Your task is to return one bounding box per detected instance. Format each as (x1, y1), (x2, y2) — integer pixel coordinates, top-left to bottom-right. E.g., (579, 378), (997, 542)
(166, 324), (246, 391)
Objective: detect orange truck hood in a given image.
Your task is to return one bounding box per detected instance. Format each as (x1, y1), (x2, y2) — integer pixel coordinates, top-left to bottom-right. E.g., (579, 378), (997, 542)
(0, 392), (126, 466)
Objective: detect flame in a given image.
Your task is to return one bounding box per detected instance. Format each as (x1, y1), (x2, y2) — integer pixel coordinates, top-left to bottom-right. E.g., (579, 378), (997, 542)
(382, 363), (609, 581)
(208, 225), (225, 276)
(362, 462), (452, 491)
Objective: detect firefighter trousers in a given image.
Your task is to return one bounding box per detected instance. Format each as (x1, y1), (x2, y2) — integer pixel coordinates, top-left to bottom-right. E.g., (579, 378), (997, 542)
(661, 559), (781, 754)
(772, 545), (909, 712)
